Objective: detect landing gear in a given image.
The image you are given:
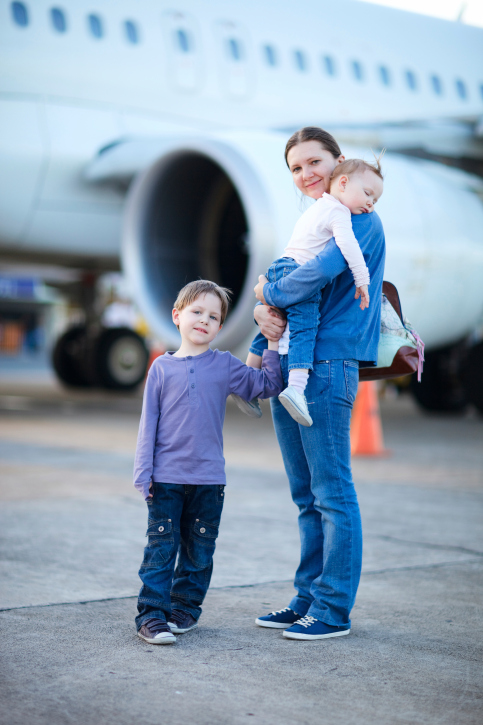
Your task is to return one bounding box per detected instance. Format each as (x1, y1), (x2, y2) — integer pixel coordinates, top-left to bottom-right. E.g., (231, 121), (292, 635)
(462, 341), (483, 416)
(52, 325), (148, 391)
(410, 343), (468, 413)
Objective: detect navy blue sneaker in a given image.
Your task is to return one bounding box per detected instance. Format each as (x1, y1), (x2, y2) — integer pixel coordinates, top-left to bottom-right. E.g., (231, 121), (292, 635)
(283, 615), (350, 640)
(255, 606), (300, 629)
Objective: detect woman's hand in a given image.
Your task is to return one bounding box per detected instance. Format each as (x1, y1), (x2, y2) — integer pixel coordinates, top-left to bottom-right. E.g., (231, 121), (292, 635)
(254, 275), (269, 304)
(254, 305), (286, 342)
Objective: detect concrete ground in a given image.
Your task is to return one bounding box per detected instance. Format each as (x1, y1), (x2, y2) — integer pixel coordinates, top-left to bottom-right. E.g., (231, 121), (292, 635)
(0, 370), (482, 725)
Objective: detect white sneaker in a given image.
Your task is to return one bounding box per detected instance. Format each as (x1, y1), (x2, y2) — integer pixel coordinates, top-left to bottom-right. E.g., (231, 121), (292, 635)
(278, 386), (313, 427)
(231, 394), (262, 418)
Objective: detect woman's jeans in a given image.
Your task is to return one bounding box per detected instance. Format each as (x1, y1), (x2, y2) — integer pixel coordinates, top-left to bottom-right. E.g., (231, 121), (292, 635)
(136, 482), (225, 630)
(249, 257), (321, 371)
(270, 356), (362, 627)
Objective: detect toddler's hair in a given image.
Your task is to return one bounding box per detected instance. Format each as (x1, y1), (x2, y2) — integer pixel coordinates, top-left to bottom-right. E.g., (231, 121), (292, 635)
(174, 280), (232, 325)
(330, 153), (385, 187)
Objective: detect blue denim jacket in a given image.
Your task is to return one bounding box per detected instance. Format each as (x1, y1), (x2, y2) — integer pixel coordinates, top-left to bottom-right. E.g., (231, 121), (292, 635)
(263, 211), (386, 368)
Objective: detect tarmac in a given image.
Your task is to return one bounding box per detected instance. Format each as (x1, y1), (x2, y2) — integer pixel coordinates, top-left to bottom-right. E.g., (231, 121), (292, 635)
(0, 362), (482, 725)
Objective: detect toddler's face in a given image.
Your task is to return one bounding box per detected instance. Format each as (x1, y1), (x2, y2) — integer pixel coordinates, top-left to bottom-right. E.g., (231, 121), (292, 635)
(335, 170), (383, 215)
(172, 293), (223, 346)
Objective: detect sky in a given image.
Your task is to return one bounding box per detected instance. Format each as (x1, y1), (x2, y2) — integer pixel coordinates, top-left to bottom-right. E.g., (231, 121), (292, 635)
(356, 0), (483, 27)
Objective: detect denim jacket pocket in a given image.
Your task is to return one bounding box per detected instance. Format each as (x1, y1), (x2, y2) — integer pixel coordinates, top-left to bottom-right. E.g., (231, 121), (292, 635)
(344, 360), (359, 404)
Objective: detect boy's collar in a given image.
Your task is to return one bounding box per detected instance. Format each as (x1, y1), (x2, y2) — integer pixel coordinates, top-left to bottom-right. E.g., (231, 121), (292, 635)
(164, 348), (214, 361)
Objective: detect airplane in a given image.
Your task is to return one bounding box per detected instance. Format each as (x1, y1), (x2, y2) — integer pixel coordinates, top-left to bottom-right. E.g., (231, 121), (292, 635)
(1, 0), (483, 413)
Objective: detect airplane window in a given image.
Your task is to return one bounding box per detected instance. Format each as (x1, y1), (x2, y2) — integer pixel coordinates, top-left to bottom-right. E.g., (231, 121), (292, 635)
(322, 55), (336, 76)
(124, 20), (139, 44)
(227, 38), (243, 62)
(405, 70), (417, 90)
(11, 2), (28, 26)
(294, 50), (307, 72)
(351, 60), (364, 82)
(50, 8), (67, 33)
(430, 75), (443, 95)
(263, 45), (277, 66)
(176, 28), (191, 53)
(455, 79), (467, 100)
(378, 66), (391, 86)
(88, 14), (103, 39)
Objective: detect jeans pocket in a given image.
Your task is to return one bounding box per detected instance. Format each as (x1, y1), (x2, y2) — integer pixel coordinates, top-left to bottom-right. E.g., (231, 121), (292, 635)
(142, 519), (174, 566)
(344, 361), (359, 404)
(188, 520), (219, 569)
(312, 360), (330, 394)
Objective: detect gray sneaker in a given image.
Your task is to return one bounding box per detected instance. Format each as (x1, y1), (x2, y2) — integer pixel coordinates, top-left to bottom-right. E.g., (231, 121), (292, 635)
(231, 394), (262, 418)
(137, 618), (176, 644)
(279, 386), (313, 427)
(168, 609), (198, 634)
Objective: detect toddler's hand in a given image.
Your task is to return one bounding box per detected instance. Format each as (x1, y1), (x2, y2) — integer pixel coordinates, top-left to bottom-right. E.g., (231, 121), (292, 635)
(254, 275), (269, 304)
(355, 285), (370, 310)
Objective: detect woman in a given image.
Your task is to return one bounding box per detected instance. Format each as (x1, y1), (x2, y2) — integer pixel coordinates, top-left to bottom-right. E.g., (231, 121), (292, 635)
(254, 127), (386, 640)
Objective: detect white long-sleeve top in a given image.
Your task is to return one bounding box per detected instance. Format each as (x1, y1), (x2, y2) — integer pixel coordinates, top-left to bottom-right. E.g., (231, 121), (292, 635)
(283, 193), (370, 288)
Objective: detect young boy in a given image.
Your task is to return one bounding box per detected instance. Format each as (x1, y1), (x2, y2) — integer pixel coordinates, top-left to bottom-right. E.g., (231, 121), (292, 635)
(234, 157), (384, 428)
(134, 280), (282, 644)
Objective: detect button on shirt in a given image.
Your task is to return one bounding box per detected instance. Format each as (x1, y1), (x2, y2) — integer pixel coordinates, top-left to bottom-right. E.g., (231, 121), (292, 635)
(133, 349), (282, 499)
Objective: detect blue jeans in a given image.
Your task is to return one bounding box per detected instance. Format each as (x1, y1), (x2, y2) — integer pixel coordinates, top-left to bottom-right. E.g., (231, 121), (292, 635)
(270, 356), (362, 627)
(249, 257), (321, 371)
(136, 482), (225, 630)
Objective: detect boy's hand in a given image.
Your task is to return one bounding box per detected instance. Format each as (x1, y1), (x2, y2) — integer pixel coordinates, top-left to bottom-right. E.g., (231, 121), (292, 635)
(147, 482), (153, 499)
(355, 285), (370, 311)
(254, 275), (269, 304)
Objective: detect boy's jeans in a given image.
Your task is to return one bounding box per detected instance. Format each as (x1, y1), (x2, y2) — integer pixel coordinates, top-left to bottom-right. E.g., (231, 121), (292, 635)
(270, 355), (362, 627)
(249, 257), (321, 371)
(135, 482), (225, 630)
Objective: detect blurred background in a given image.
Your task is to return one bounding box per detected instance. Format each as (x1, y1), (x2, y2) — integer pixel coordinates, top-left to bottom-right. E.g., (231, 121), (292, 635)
(1, 0), (483, 414)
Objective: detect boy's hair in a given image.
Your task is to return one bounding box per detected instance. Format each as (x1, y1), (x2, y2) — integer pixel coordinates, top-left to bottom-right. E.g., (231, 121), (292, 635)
(173, 280), (232, 325)
(330, 153), (385, 187)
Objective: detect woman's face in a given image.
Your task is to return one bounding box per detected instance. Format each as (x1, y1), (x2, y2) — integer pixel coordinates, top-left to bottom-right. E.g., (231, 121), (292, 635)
(287, 140), (344, 199)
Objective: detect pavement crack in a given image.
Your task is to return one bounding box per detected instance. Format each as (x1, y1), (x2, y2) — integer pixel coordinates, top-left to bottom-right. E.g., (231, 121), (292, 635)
(363, 558), (482, 576)
(367, 534), (483, 558)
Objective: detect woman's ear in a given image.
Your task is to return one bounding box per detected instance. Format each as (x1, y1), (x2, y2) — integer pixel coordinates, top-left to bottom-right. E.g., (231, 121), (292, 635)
(337, 155), (345, 165)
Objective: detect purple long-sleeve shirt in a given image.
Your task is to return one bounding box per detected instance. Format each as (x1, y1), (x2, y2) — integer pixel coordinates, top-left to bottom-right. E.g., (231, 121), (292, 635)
(133, 348), (282, 499)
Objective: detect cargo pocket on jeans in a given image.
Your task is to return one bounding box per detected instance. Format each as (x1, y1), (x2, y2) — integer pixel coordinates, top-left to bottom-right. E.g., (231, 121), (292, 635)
(188, 519), (219, 569)
(142, 519), (174, 567)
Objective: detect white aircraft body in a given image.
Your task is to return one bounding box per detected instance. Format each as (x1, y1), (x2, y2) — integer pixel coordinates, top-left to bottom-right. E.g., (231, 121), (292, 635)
(1, 0), (483, 409)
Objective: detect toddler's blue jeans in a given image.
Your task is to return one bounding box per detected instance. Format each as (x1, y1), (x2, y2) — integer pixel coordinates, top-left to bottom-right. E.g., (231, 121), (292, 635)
(249, 257), (321, 371)
(136, 482), (225, 630)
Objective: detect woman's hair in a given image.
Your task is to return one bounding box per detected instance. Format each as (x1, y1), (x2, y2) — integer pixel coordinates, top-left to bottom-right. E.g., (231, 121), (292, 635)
(284, 126), (342, 167)
(173, 280), (231, 325)
(329, 155), (384, 186)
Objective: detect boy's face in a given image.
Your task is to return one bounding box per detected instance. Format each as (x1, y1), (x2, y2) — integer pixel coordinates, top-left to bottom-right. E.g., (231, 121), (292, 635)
(172, 293), (223, 346)
(335, 169), (384, 215)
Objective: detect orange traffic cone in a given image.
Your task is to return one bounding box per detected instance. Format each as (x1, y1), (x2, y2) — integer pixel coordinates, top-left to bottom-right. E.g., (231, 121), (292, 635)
(350, 381), (390, 457)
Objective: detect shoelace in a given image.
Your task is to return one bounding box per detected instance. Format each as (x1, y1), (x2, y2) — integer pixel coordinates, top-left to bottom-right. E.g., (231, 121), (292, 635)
(295, 615), (317, 628)
(144, 618), (169, 635)
(270, 606), (293, 616)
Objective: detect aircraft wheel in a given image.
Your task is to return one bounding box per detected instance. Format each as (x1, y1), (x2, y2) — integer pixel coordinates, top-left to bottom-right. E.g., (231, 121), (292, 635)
(52, 326), (91, 387)
(462, 341), (483, 416)
(94, 327), (149, 390)
(410, 344), (467, 413)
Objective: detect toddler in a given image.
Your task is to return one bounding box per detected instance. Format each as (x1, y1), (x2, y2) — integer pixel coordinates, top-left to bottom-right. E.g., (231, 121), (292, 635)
(134, 280), (282, 644)
(234, 157), (384, 427)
